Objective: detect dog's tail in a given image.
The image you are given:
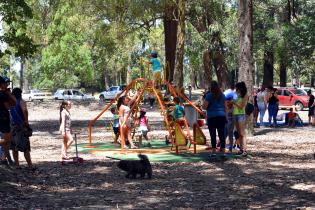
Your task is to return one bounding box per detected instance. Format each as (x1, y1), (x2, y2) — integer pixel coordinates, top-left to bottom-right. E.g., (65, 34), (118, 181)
(138, 154), (150, 165)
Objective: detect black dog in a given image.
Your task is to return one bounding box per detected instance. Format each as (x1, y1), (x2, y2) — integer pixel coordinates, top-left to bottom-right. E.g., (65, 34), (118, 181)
(117, 154), (152, 179)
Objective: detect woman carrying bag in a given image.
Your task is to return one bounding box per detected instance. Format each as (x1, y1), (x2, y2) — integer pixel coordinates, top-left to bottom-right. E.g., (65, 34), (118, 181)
(10, 88), (35, 170)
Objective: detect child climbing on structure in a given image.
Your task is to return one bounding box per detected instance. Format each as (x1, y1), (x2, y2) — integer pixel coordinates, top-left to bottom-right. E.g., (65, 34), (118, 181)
(110, 106), (120, 144)
(173, 97), (193, 143)
(137, 108), (151, 147)
(145, 51), (162, 88)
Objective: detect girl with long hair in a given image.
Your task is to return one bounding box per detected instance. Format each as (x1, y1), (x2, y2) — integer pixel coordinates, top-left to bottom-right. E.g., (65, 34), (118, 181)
(59, 100), (74, 159)
(117, 93), (139, 149)
(232, 82), (248, 156)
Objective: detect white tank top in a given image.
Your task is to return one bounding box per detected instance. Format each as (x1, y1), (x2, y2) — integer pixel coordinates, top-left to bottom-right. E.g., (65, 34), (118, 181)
(120, 105), (131, 126)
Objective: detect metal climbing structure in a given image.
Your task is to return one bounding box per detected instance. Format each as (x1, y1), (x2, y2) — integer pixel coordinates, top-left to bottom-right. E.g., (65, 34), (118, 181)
(87, 78), (207, 154)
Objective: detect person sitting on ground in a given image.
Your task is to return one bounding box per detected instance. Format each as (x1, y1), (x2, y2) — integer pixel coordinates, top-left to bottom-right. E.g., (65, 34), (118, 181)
(287, 108), (296, 128)
(173, 96), (193, 143)
(137, 108), (151, 147)
(110, 106), (120, 144)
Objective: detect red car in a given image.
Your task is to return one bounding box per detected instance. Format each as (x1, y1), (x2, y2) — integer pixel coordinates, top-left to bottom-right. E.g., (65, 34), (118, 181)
(276, 88), (309, 111)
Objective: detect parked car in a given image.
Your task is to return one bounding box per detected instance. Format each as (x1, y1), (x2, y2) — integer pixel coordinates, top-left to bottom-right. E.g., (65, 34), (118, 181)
(22, 89), (52, 101)
(276, 88), (309, 111)
(302, 87), (315, 96)
(99, 85), (126, 100)
(54, 89), (95, 101)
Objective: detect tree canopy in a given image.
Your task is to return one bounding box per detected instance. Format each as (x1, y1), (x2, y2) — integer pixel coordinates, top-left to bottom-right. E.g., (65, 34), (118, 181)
(1, 0), (314, 90)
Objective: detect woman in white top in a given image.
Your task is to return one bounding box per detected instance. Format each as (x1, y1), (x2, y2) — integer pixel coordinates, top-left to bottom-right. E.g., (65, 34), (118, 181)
(59, 101), (73, 159)
(117, 93), (139, 149)
(256, 86), (267, 126)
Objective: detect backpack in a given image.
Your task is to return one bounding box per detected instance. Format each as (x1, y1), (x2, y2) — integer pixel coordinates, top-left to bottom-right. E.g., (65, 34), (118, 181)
(245, 103), (254, 116)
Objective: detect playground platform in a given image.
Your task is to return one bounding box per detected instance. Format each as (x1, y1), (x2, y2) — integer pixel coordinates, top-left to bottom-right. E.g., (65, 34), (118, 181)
(76, 140), (251, 163)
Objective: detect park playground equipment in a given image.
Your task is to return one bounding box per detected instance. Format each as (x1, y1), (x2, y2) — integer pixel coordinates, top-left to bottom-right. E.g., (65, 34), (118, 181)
(87, 78), (207, 154)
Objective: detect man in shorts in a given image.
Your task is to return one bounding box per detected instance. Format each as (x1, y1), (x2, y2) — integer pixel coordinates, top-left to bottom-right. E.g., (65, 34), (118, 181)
(0, 76), (16, 165)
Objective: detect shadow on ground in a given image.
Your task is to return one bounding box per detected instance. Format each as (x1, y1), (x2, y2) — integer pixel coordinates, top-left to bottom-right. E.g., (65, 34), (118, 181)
(1, 150), (314, 209)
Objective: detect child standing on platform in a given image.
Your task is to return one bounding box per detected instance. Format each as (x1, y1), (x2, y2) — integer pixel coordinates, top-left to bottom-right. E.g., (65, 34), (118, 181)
(146, 51), (162, 88)
(110, 106), (120, 144)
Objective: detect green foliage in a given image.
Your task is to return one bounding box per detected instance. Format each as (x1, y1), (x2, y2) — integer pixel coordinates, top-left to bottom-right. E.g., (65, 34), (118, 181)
(0, 0), (36, 57)
(11, 0), (314, 90)
(39, 2), (93, 88)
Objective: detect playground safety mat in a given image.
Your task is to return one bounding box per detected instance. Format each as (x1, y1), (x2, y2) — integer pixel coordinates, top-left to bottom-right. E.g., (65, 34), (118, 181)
(76, 141), (252, 163)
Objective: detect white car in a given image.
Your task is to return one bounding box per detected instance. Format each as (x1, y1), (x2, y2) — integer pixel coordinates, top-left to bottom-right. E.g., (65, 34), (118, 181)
(54, 89), (95, 101)
(99, 85), (126, 100)
(22, 89), (52, 101)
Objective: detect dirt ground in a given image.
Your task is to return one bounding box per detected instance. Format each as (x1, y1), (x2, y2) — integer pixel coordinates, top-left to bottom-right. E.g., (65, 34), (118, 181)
(1, 100), (315, 209)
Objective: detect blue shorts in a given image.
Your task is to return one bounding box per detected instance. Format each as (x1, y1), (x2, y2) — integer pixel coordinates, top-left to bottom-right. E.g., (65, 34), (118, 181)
(234, 114), (246, 123)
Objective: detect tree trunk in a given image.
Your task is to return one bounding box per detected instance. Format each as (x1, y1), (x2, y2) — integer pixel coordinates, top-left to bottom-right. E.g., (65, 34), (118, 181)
(203, 50), (212, 88)
(190, 67), (197, 89)
(211, 50), (230, 90)
(164, 2), (178, 83)
(173, 0), (186, 88)
(103, 67), (110, 90)
(279, 59), (287, 87)
(262, 51), (274, 87)
(238, 0), (254, 136)
(189, 12), (230, 89)
(198, 69), (205, 89)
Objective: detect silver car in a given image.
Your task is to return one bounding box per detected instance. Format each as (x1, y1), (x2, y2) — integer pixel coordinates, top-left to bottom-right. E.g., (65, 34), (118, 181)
(99, 85), (126, 100)
(54, 89), (95, 101)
